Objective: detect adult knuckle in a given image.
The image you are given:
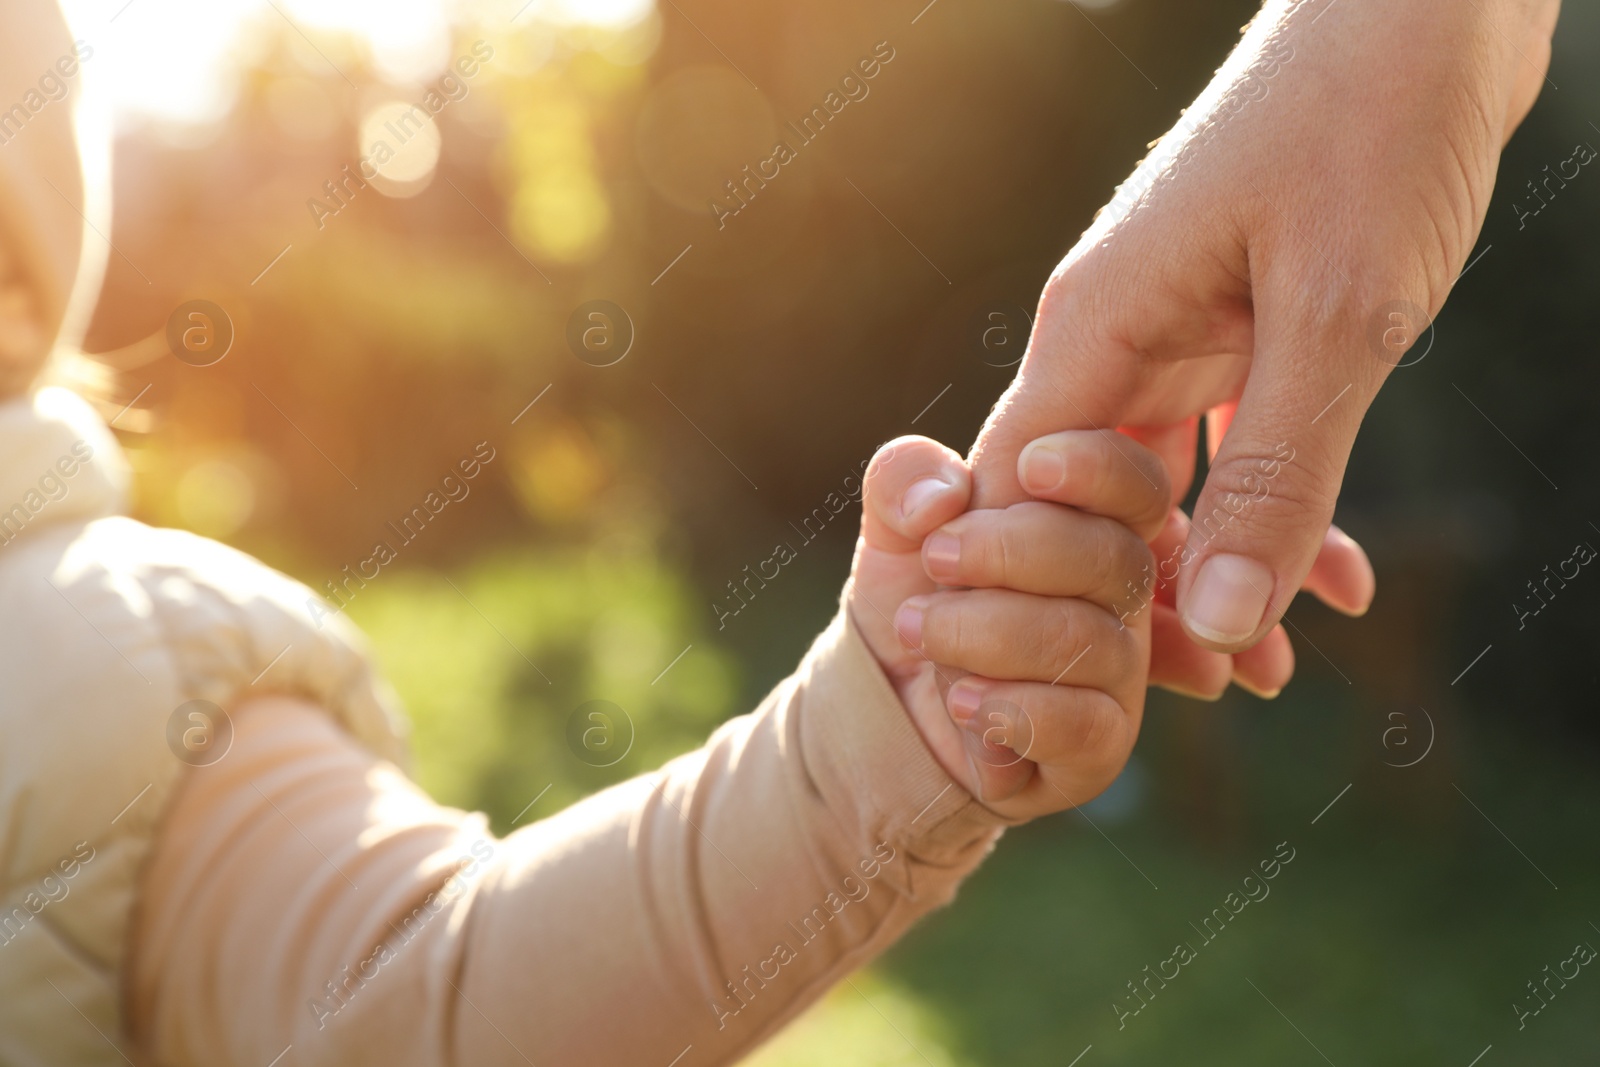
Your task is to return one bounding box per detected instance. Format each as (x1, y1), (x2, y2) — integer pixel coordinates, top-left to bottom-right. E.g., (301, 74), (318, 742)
(1199, 450), (1329, 540)
(1040, 264), (1089, 314)
(1282, 264), (1365, 339)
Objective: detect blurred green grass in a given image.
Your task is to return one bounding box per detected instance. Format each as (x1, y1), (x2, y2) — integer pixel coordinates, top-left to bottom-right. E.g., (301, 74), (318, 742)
(349, 545), (739, 829)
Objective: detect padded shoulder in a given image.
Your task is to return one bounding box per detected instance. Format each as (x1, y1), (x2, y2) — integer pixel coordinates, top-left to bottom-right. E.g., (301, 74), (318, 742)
(0, 516), (408, 1062)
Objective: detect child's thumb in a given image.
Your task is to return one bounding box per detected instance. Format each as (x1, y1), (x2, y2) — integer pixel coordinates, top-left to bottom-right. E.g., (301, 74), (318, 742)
(859, 436), (971, 554)
(849, 435), (971, 696)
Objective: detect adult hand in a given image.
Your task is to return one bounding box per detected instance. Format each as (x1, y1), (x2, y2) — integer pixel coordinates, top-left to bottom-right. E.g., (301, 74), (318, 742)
(969, 0), (1560, 698)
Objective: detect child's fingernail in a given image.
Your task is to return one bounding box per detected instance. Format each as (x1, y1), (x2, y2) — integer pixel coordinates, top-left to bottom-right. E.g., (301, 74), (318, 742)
(962, 706), (1005, 744)
(1021, 443), (1066, 494)
(947, 680), (983, 724)
(923, 531), (961, 581)
(900, 477), (953, 522)
(1182, 553), (1275, 645)
(894, 600), (926, 649)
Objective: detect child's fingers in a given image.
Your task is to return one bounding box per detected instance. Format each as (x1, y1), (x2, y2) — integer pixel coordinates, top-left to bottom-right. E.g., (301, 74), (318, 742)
(894, 589), (1142, 690)
(848, 435), (972, 679)
(945, 676), (1133, 793)
(922, 501), (1154, 610)
(1016, 429), (1173, 542)
(860, 435), (972, 554)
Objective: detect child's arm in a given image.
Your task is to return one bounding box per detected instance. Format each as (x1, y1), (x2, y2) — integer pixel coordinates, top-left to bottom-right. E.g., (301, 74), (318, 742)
(131, 438), (998, 1067)
(128, 434), (1164, 1067)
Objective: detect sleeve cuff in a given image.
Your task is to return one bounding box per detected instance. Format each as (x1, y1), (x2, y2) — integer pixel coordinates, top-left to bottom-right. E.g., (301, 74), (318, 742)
(792, 601), (1016, 898)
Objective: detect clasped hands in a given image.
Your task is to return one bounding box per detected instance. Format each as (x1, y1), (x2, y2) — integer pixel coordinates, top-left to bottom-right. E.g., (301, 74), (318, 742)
(845, 0), (1559, 818)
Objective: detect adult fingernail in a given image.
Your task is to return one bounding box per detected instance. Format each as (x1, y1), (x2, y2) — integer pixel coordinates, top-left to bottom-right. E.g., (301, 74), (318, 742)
(901, 477), (953, 522)
(894, 600), (926, 650)
(923, 531), (961, 582)
(947, 680), (983, 724)
(1182, 553), (1275, 645)
(1233, 677), (1283, 700)
(1020, 442), (1066, 494)
(1161, 682), (1227, 703)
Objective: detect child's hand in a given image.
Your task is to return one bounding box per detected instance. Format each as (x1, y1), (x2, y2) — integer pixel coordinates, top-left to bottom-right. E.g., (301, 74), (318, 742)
(846, 431), (1169, 821)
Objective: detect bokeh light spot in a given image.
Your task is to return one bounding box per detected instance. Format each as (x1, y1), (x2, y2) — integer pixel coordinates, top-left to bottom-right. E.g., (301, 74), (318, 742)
(359, 100), (443, 197)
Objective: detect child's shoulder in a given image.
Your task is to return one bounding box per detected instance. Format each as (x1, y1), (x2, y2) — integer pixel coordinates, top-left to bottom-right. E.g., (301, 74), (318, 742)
(0, 513), (407, 1007)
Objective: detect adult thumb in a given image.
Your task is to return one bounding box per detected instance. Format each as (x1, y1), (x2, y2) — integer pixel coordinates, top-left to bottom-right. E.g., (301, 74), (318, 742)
(1176, 311), (1385, 652)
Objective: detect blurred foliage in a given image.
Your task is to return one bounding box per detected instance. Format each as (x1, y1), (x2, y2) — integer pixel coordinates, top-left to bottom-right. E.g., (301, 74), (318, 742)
(743, 973), (967, 1067)
(84, 0), (1600, 1061)
(348, 543), (738, 828)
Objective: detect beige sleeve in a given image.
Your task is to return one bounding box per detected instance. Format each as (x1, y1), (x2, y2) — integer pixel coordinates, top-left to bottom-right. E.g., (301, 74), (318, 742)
(127, 608), (1010, 1067)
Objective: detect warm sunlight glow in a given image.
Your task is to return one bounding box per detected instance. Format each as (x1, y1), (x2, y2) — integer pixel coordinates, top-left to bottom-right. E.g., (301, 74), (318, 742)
(59, 0), (655, 128)
(540, 0), (654, 29)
